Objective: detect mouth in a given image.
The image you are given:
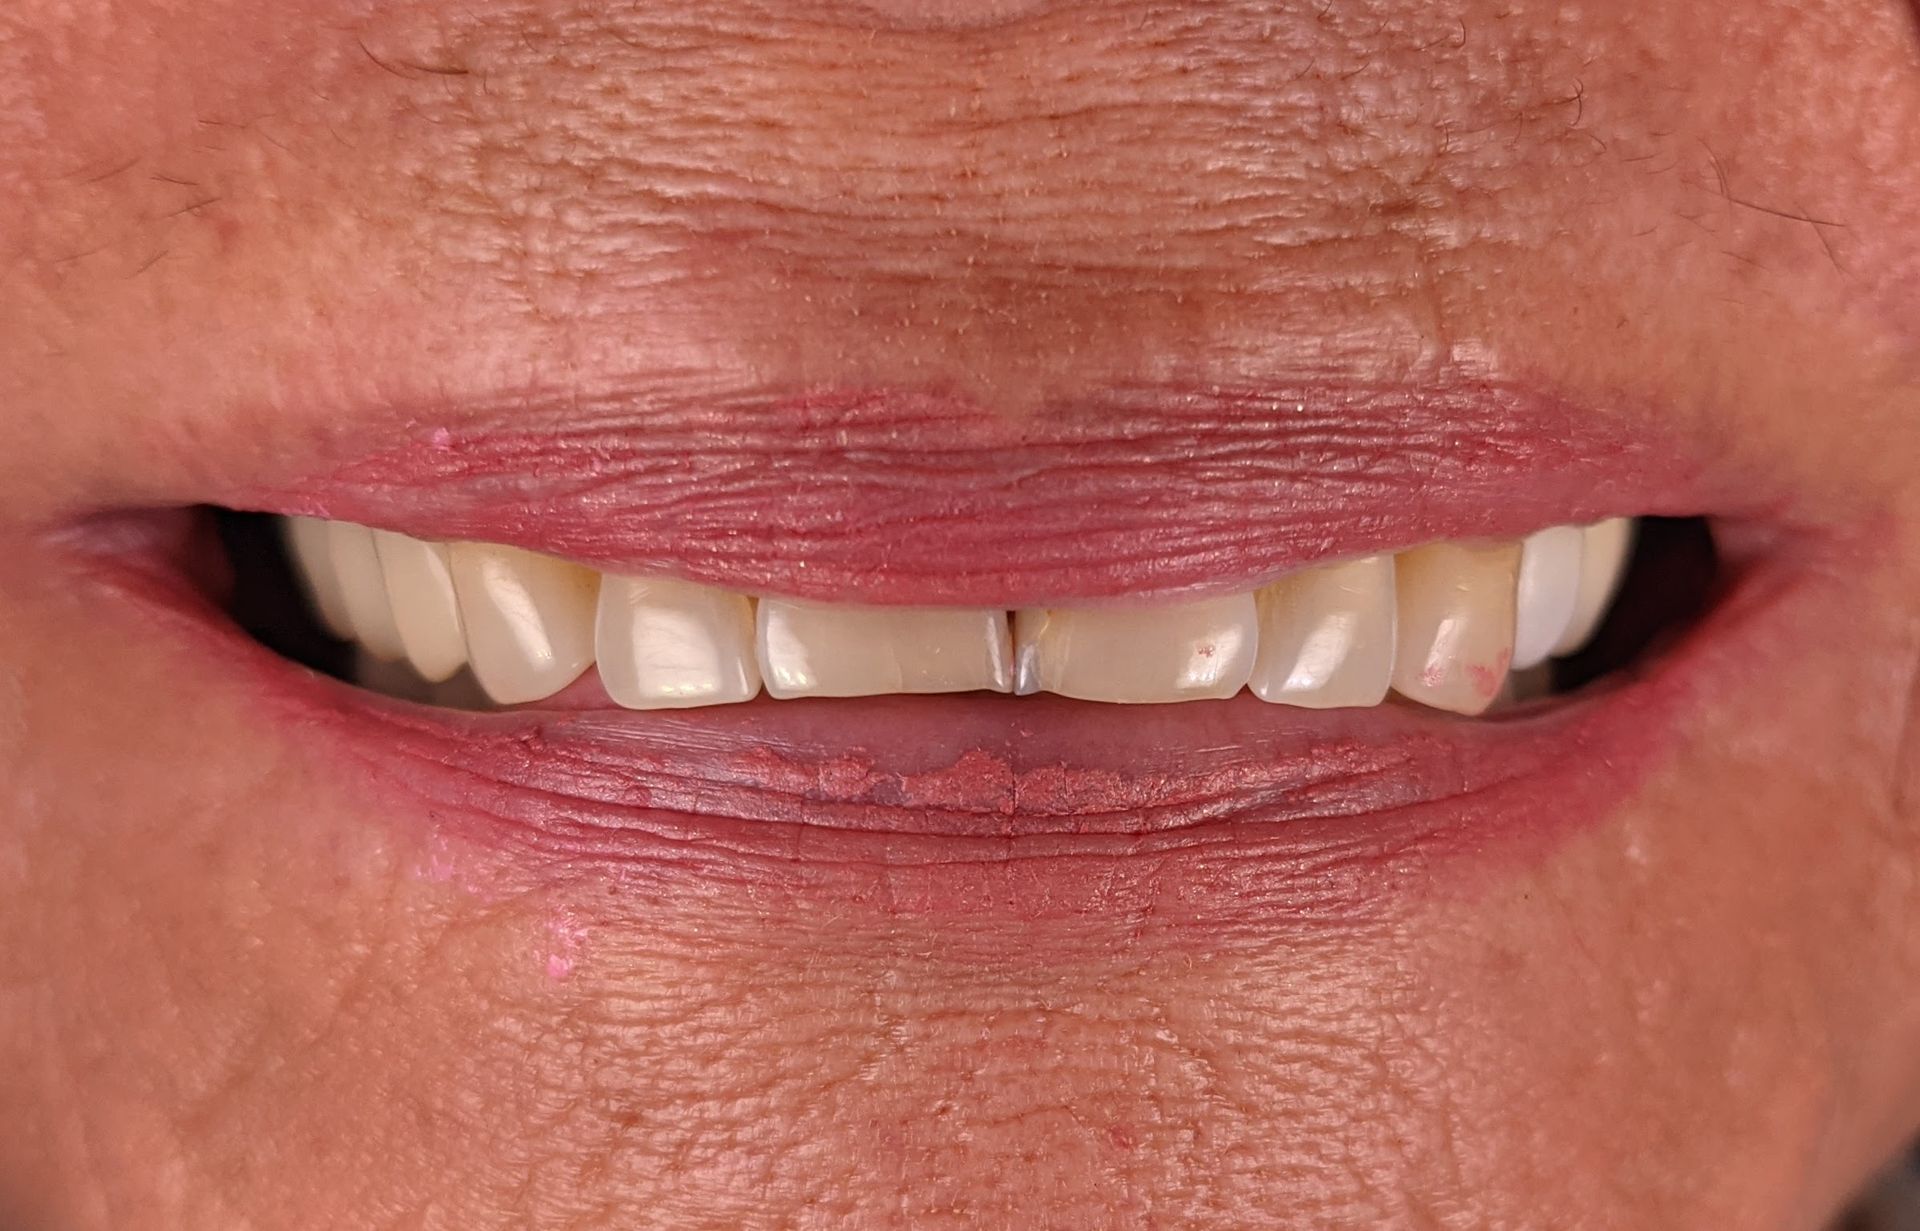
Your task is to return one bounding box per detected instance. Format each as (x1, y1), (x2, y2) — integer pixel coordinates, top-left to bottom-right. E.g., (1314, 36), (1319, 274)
(57, 375), (1818, 919)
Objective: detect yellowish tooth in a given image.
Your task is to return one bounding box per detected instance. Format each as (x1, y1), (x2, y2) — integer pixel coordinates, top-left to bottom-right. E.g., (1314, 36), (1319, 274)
(449, 544), (600, 705)
(596, 576), (761, 709)
(282, 516), (354, 640)
(1551, 518), (1636, 657)
(1390, 541), (1520, 716)
(1249, 556), (1395, 708)
(374, 532), (468, 683)
(1013, 595), (1258, 703)
(328, 522), (407, 662)
(756, 602), (1012, 699)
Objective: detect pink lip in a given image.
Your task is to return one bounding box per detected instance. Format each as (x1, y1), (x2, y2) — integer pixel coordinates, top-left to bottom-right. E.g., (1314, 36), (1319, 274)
(237, 377), (1732, 605)
(61, 374), (1817, 928)
(93, 540), (1790, 932)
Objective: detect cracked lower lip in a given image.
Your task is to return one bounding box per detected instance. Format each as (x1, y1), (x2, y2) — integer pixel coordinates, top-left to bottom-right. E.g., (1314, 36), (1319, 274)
(272, 549), (1752, 922)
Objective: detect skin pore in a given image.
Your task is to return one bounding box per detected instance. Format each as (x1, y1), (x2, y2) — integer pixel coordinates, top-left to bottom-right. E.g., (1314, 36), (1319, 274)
(3, 0), (1920, 1227)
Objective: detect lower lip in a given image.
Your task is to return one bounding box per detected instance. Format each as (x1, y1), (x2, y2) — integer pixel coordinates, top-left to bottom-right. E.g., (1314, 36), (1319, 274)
(79, 521), (1811, 935)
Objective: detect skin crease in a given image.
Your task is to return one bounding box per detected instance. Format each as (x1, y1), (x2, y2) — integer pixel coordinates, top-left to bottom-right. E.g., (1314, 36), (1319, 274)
(1, 0), (1919, 1228)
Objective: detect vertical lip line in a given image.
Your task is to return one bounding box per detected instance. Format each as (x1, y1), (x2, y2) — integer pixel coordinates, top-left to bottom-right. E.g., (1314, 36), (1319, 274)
(201, 377), (1754, 605)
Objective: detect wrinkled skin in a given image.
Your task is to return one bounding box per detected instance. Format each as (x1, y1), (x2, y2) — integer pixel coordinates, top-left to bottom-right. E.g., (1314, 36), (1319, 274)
(4, 1), (1920, 1227)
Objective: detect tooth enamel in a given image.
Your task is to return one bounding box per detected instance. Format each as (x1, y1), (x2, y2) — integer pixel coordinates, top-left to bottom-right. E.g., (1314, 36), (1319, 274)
(328, 522), (407, 662)
(756, 602), (1012, 698)
(1390, 541), (1521, 716)
(595, 576), (761, 709)
(281, 514), (1649, 712)
(449, 543), (601, 705)
(1013, 594), (1258, 703)
(1510, 525), (1584, 671)
(1551, 517), (1636, 657)
(373, 532), (468, 683)
(282, 515), (355, 640)
(1249, 555), (1395, 708)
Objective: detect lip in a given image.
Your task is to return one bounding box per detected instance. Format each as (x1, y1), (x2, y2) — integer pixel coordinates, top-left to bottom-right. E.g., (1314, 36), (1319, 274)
(75, 510), (1808, 931)
(52, 369), (1826, 928)
(229, 376), (1740, 606)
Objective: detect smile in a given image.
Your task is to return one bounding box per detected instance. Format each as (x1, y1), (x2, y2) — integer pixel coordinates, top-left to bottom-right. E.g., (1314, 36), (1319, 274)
(53, 373), (1803, 918)
(283, 513), (1634, 714)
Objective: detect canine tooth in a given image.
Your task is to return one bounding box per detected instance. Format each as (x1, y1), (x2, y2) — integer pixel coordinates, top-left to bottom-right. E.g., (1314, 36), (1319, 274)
(1390, 541), (1520, 716)
(756, 602), (1012, 699)
(1551, 518), (1636, 656)
(1511, 525), (1584, 671)
(1013, 595), (1258, 703)
(282, 516), (355, 639)
(1249, 556), (1395, 708)
(449, 544), (600, 705)
(374, 532), (468, 683)
(596, 577), (761, 709)
(328, 522), (407, 661)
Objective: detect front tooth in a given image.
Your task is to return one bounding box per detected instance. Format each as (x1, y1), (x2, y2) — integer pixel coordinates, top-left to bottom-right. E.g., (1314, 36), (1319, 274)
(282, 516), (355, 639)
(756, 602), (1012, 699)
(1510, 525), (1584, 671)
(328, 522), (407, 661)
(1390, 541), (1520, 716)
(596, 576), (761, 709)
(1013, 594), (1258, 703)
(449, 543), (600, 705)
(1249, 555), (1395, 708)
(374, 532), (468, 683)
(1550, 518), (1636, 656)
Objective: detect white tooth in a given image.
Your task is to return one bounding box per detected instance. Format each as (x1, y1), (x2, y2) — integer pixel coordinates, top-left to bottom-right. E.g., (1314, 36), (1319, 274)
(282, 516), (355, 639)
(328, 522), (407, 661)
(1390, 541), (1520, 716)
(374, 532), (468, 683)
(1510, 525), (1584, 671)
(596, 576), (761, 709)
(1551, 518), (1636, 657)
(1013, 594), (1258, 703)
(756, 602), (1012, 699)
(449, 543), (600, 705)
(1249, 556), (1395, 708)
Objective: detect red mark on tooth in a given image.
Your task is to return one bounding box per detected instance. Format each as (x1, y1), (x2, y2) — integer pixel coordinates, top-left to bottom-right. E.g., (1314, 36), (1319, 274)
(1467, 648), (1514, 697)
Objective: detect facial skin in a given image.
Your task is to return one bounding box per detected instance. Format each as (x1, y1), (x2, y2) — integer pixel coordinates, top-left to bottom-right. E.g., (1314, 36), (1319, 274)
(3, 0), (1920, 1227)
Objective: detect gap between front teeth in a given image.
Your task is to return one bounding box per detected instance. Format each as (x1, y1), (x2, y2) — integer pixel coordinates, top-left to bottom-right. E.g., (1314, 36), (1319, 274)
(280, 516), (1638, 716)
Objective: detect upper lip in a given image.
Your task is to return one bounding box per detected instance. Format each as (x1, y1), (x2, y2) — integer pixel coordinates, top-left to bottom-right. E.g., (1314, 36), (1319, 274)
(227, 375), (1736, 606)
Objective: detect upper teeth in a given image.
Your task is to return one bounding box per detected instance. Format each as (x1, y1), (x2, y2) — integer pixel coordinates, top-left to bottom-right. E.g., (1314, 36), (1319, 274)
(281, 515), (1637, 716)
